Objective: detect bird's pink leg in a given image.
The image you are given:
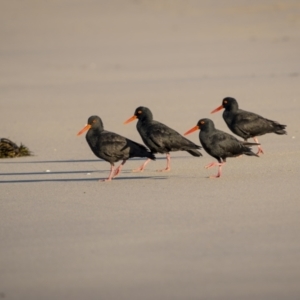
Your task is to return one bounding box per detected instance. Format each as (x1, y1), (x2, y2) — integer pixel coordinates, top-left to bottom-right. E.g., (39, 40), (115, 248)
(205, 161), (225, 178)
(157, 153), (171, 172)
(209, 163), (224, 178)
(113, 160), (126, 178)
(253, 137), (264, 155)
(205, 162), (219, 169)
(132, 158), (151, 172)
(100, 164), (114, 182)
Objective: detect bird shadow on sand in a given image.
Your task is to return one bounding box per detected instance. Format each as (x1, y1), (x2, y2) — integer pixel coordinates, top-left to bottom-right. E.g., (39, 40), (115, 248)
(0, 155), (191, 164)
(0, 168), (168, 183)
(0, 170), (99, 176)
(109, 175), (167, 181)
(0, 159), (102, 164)
(0, 156), (182, 183)
(0, 175), (167, 184)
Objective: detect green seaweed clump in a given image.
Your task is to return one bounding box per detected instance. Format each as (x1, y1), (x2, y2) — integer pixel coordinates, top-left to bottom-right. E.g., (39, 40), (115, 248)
(0, 138), (32, 158)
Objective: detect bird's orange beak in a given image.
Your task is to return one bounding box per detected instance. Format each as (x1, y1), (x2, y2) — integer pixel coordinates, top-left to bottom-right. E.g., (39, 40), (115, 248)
(184, 125), (199, 136)
(77, 124), (91, 136)
(211, 105), (224, 114)
(124, 115), (137, 124)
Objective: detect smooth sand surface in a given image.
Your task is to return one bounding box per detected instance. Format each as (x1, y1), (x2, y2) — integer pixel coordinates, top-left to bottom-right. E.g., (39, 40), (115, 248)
(1, 1), (300, 299)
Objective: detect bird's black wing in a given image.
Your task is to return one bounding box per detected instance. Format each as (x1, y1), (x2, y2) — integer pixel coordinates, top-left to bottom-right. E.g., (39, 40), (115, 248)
(232, 109), (271, 136)
(97, 131), (128, 159)
(147, 121), (197, 151)
(214, 130), (245, 157)
(101, 131), (153, 160)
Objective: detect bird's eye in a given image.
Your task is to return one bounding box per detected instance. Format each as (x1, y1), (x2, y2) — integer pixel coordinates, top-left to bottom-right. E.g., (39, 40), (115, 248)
(137, 111), (142, 114)
(224, 100), (227, 104)
(200, 121), (205, 124)
(92, 119), (96, 123)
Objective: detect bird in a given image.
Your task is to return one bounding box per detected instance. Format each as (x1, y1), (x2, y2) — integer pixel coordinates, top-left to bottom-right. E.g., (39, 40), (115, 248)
(184, 118), (259, 178)
(211, 97), (287, 155)
(77, 115), (155, 181)
(124, 106), (202, 172)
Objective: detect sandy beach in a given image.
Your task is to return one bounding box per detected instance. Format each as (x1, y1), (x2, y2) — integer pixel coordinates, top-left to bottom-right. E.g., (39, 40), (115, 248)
(1, 1), (300, 299)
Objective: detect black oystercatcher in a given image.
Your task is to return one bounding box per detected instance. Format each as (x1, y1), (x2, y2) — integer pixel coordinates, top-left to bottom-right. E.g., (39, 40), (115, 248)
(77, 115), (155, 181)
(124, 106), (202, 172)
(211, 97), (287, 155)
(184, 118), (258, 178)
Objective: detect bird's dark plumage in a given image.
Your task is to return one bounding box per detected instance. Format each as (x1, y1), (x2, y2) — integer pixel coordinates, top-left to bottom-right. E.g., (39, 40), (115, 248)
(77, 115), (155, 181)
(124, 106), (202, 171)
(211, 97), (287, 154)
(184, 118), (258, 178)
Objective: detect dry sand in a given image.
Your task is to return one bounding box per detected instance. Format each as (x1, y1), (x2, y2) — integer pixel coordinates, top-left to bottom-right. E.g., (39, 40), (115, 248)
(1, 1), (300, 299)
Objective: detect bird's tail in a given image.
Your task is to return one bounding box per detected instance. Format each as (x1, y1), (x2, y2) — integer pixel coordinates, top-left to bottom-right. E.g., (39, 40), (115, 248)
(274, 124), (287, 135)
(242, 142), (260, 146)
(266, 119), (287, 135)
(243, 146), (260, 157)
(148, 152), (156, 161)
(187, 149), (202, 157)
(244, 150), (259, 157)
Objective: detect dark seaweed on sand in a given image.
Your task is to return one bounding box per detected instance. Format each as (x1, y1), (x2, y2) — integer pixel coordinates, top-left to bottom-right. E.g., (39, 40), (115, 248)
(0, 138), (32, 158)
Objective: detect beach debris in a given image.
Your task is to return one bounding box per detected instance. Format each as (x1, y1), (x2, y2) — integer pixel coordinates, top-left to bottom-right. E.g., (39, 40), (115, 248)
(0, 138), (32, 158)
